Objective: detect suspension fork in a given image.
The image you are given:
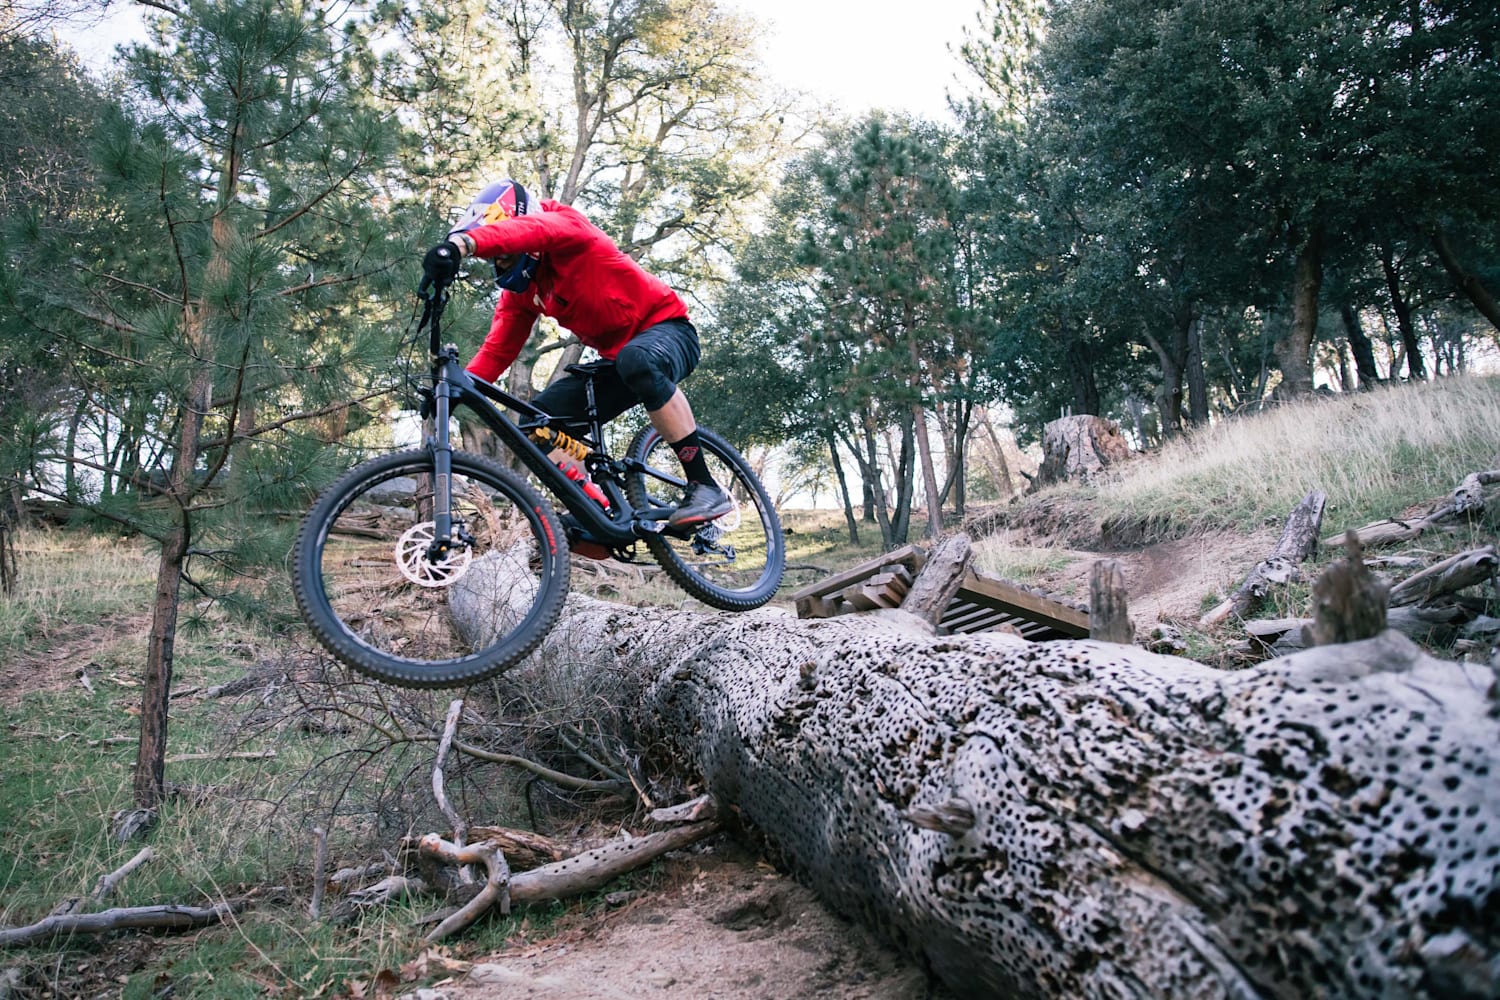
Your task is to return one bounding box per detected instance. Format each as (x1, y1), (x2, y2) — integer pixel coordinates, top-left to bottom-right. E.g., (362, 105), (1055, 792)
(426, 351), (461, 562)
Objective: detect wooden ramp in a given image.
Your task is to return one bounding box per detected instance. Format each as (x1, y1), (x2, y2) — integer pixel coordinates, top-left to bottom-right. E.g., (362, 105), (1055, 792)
(789, 545), (1088, 641)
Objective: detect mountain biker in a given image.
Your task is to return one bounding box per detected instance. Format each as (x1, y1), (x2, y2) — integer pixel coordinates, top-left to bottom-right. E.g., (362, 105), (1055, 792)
(420, 179), (731, 530)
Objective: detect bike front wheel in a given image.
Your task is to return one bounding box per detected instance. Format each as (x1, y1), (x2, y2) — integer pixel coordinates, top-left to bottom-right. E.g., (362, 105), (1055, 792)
(625, 425), (785, 611)
(293, 449), (570, 689)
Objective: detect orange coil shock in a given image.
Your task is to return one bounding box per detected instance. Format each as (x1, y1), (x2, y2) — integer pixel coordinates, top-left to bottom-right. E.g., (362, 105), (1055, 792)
(529, 426), (590, 462)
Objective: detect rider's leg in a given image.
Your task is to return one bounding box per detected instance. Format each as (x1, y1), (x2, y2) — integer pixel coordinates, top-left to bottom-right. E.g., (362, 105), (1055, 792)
(613, 320), (730, 526)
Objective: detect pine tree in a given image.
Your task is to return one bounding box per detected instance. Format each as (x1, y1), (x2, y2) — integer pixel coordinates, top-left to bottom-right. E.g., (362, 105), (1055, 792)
(9, 0), (411, 812)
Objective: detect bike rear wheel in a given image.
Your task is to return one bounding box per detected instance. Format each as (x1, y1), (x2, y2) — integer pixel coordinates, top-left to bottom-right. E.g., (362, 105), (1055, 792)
(625, 425), (785, 610)
(293, 449), (569, 688)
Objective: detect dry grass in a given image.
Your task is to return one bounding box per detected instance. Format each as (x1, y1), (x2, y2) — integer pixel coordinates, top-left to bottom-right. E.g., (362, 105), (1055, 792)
(1029, 374), (1500, 544)
(0, 529), (157, 652)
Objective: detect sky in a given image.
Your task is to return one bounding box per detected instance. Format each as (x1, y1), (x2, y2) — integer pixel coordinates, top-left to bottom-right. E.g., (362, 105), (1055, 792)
(61, 0), (982, 122)
(729, 0), (980, 120)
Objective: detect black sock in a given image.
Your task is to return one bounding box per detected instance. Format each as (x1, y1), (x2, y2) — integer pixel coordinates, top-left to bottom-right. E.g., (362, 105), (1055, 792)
(669, 431), (717, 487)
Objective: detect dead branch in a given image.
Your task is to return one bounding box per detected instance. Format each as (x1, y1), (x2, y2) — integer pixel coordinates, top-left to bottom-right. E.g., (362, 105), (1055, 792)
(1203, 490), (1326, 625)
(414, 818), (720, 942)
(417, 837), (511, 943)
(506, 820), (718, 903)
(1388, 546), (1498, 608)
(648, 794), (717, 825)
(309, 828), (329, 920)
(1339, 470), (1500, 549)
(91, 847), (154, 905)
(164, 750), (276, 763)
(432, 699), (468, 851)
(0, 898), (250, 948)
(330, 876), (428, 924)
(463, 826), (570, 869)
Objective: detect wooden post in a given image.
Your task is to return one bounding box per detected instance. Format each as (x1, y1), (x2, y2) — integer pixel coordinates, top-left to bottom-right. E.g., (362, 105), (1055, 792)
(1088, 559), (1133, 643)
(901, 534), (972, 626)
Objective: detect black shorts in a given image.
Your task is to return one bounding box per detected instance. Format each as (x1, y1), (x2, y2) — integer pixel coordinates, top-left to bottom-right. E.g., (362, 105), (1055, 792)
(533, 318), (700, 427)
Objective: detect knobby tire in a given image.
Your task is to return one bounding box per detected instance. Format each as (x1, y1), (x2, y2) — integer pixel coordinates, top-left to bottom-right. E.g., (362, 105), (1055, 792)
(625, 425), (785, 611)
(293, 449), (570, 689)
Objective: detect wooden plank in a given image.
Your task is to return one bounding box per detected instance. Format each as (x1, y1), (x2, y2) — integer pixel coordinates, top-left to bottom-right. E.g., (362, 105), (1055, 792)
(841, 570), (908, 611)
(795, 594), (843, 619)
(954, 570), (1090, 638)
(788, 544), (927, 604)
(941, 603), (995, 632)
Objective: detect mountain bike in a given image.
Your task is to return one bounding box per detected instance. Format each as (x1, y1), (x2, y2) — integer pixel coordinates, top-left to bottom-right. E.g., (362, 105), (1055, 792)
(292, 278), (785, 690)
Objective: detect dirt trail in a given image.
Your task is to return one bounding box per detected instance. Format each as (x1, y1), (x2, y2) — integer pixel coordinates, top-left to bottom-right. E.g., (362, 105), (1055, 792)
(439, 842), (943, 1000)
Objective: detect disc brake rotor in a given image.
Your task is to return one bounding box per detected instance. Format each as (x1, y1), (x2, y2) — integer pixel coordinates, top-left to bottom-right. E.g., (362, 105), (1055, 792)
(395, 521), (472, 587)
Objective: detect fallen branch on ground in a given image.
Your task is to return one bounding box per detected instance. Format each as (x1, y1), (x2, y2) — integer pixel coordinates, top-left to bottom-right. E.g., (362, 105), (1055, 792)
(1202, 490), (1326, 625)
(1388, 545), (1498, 608)
(1337, 470), (1500, 549)
(0, 892), (279, 948)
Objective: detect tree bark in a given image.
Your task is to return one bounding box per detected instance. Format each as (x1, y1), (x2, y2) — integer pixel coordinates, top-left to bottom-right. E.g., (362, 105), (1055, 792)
(482, 579), (1500, 999)
(1433, 225), (1500, 333)
(1202, 490), (1326, 625)
(1185, 313), (1209, 425)
(913, 403), (943, 537)
(1339, 302), (1382, 387)
(1033, 416), (1130, 489)
(1381, 248), (1427, 380)
(1275, 228), (1322, 396)
(824, 429), (859, 545)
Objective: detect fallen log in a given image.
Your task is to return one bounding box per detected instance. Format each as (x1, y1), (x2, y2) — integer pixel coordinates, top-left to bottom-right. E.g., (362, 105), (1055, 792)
(0, 892), (277, 948)
(1202, 490), (1326, 625)
(1338, 469), (1500, 549)
(1388, 546), (1498, 608)
(469, 565), (1500, 999)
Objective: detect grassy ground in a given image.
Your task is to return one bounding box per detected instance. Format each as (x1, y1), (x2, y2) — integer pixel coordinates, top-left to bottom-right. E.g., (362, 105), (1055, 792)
(0, 534), (607, 998)
(1020, 374), (1500, 545)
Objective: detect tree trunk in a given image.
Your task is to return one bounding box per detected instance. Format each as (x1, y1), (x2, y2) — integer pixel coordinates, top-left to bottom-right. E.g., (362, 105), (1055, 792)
(1339, 302), (1382, 387)
(135, 365), (211, 811)
(1275, 228), (1322, 397)
(977, 408), (1015, 499)
(1185, 313), (1209, 425)
(1063, 322), (1100, 416)
(913, 403), (943, 537)
(825, 429), (859, 545)
(474, 579), (1500, 999)
(1433, 225), (1500, 333)
(1142, 327), (1184, 438)
(1033, 415), (1130, 488)
(1381, 248), (1427, 380)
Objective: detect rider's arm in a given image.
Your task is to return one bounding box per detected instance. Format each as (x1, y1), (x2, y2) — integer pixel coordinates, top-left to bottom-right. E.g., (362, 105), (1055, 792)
(454, 205), (594, 259)
(467, 296), (539, 382)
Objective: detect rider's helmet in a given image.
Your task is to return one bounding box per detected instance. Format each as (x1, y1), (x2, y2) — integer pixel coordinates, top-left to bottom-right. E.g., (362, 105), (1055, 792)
(450, 179), (541, 292)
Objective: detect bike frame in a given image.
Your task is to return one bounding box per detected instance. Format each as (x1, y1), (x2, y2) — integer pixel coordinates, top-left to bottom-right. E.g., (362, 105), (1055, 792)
(420, 291), (684, 556)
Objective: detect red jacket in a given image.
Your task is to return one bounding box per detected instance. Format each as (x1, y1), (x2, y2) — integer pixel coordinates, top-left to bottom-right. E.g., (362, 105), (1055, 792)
(463, 200), (688, 382)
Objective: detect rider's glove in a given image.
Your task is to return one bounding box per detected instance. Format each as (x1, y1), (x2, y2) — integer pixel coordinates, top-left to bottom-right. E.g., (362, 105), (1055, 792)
(418, 242), (462, 297)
